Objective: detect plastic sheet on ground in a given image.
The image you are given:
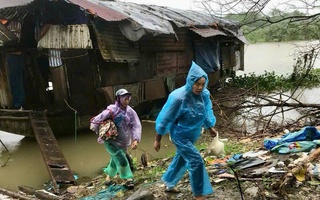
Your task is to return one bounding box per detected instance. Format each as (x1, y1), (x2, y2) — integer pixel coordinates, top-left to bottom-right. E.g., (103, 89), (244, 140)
(264, 126), (320, 154)
(80, 185), (127, 200)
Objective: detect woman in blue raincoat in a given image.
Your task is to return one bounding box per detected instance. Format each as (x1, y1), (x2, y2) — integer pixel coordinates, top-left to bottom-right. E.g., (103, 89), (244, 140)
(154, 61), (217, 200)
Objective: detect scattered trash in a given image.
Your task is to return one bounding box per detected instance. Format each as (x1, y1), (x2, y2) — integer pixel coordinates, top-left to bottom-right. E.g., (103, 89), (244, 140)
(80, 185), (127, 200)
(228, 157), (266, 170)
(268, 167), (286, 173)
(243, 150), (269, 158)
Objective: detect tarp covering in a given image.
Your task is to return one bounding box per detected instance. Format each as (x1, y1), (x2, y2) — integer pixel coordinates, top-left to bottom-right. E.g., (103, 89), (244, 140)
(264, 126), (320, 154)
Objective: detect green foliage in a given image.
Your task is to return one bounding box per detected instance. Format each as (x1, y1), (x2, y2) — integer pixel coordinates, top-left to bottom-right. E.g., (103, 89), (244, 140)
(225, 9), (320, 43)
(230, 69), (320, 92)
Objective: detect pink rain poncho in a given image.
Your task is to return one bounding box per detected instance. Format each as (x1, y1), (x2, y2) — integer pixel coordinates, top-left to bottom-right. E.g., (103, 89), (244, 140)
(90, 100), (141, 179)
(90, 100), (142, 149)
(155, 61), (216, 196)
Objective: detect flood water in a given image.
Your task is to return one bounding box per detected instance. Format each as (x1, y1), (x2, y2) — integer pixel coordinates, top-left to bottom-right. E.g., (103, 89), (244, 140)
(237, 40), (320, 132)
(0, 122), (175, 191)
(1, 40), (320, 192)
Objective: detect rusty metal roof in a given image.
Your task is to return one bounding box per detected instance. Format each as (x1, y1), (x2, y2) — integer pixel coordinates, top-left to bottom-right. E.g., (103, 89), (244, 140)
(0, 0), (244, 43)
(67, 0), (128, 21)
(37, 24), (93, 49)
(68, 1), (241, 40)
(0, 0), (34, 9)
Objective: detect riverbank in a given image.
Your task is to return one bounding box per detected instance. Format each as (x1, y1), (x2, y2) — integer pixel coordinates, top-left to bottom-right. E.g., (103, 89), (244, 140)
(3, 125), (320, 200)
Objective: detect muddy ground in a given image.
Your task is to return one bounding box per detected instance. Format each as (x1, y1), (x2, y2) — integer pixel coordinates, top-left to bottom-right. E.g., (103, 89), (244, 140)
(2, 126), (320, 200)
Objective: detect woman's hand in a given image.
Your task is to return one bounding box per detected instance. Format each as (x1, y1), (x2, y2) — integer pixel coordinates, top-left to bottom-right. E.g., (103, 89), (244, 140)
(209, 127), (218, 138)
(131, 140), (138, 149)
(154, 140), (161, 152)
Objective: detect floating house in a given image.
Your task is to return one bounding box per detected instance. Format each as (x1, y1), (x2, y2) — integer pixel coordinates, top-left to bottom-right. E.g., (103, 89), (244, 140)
(0, 0), (246, 136)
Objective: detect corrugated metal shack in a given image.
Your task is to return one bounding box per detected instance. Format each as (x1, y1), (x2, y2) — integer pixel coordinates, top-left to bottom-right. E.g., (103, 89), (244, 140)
(0, 0), (246, 134)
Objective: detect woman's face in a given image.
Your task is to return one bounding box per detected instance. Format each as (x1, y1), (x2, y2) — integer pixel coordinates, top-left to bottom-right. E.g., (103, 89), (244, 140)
(119, 95), (132, 107)
(192, 77), (206, 95)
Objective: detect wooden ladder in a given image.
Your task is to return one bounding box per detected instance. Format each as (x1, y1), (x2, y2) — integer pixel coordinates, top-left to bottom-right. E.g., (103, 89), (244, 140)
(29, 111), (75, 193)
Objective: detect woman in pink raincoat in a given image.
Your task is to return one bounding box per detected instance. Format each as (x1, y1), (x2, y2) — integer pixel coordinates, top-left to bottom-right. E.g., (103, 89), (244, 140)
(90, 89), (142, 189)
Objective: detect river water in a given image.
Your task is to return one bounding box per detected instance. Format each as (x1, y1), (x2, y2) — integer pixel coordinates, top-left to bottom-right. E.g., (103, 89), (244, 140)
(1, 40), (320, 192)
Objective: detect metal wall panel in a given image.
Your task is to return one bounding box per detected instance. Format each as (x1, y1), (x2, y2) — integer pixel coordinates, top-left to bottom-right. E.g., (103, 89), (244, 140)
(139, 28), (190, 52)
(38, 25), (93, 49)
(93, 21), (139, 62)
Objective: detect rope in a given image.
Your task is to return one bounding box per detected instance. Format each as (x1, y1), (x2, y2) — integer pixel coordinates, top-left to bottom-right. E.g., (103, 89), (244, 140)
(64, 99), (78, 141)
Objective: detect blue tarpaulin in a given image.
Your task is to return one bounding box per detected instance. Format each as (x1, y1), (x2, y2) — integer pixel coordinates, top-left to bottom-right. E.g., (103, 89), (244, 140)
(264, 126), (320, 154)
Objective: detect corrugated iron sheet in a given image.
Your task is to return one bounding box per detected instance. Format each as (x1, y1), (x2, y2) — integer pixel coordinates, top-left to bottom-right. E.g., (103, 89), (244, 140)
(139, 28), (190, 52)
(92, 21), (139, 62)
(79, 1), (240, 39)
(0, 6), (30, 20)
(37, 25), (93, 49)
(190, 27), (227, 38)
(0, 23), (18, 46)
(0, 0), (34, 20)
(0, 0), (34, 9)
(5, 21), (22, 40)
(67, 0), (127, 21)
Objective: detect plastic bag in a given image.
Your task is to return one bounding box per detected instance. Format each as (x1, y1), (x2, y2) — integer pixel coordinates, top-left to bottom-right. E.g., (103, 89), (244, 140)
(98, 119), (118, 141)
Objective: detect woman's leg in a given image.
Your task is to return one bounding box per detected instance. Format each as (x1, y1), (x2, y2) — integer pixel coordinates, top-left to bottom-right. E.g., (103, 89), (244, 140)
(103, 142), (133, 179)
(161, 150), (188, 189)
(175, 138), (213, 197)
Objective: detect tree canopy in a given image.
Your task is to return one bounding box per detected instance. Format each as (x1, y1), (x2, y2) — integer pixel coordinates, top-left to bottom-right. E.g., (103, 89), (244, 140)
(193, 0), (320, 43)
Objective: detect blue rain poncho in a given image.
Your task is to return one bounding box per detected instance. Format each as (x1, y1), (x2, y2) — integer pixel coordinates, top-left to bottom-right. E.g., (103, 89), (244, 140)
(155, 61), (216, 196)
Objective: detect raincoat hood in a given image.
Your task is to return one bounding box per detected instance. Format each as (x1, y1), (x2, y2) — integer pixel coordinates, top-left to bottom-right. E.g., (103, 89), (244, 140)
(186, 61), (209, 93)
(155, 61), (216, 140)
